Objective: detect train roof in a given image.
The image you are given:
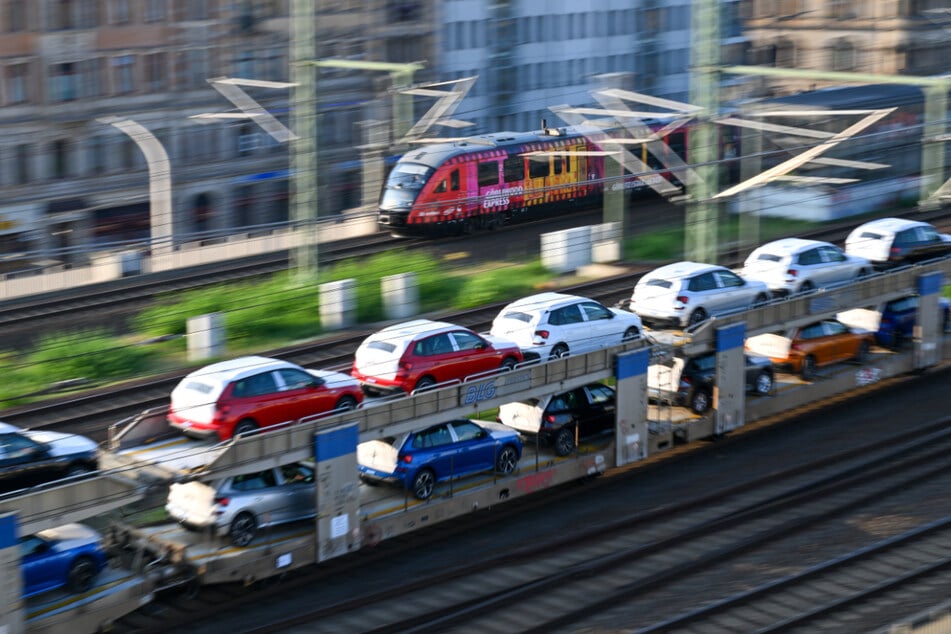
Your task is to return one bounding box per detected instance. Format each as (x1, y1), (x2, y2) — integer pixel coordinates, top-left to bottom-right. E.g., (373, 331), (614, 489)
(763, 84), (924, 111)
(398, 125), (603, 168)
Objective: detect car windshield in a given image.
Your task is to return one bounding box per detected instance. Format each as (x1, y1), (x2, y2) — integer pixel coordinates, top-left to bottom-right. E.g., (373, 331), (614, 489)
(756, 253), (782, 262)
(860, 231), (883, 240)
(184, 380), (215, 394)
(645, 279), (673, 289)
(384, 162), (433, 190)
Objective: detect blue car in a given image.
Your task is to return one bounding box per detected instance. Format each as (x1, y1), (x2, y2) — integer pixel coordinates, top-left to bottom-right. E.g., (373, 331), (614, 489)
(876, 295), (950, 349)
(20, 523), (108, 598)
(357, 419), (522, 500)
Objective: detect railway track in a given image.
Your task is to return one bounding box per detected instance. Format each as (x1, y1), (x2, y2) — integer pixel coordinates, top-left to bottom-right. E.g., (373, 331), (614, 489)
(105, 396), (951, 634)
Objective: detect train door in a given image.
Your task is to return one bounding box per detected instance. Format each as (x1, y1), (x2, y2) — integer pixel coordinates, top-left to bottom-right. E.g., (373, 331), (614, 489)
(477, 158), (503, 222)
(525, 153), (550, 211)
(427, 165), (463, 223)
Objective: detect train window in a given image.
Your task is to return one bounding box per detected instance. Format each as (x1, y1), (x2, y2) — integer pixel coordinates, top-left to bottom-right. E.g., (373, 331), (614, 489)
(553, 156), (563, 175)
(478, 161), (499, 187)
(529, 157), (550, 179)
(450, 169), (460, 191)
(503, 156), (523, 181)
(564, 155), (571, 172)
(434, 179), (447, 193)
(667, 131), (686, 159)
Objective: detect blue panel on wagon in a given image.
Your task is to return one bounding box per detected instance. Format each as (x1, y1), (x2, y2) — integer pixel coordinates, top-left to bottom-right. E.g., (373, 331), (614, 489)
(616, 348), (649, 381)
(315, 425), (358, 462)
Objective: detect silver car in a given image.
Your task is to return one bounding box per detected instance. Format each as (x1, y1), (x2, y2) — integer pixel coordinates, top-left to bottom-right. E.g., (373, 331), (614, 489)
(742, 238), (872, 297)
(630, 261), (771, 329)
(166, 462), (315, 547)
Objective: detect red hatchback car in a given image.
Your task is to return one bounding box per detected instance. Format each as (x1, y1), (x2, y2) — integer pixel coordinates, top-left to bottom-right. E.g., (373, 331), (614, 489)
(168, 356), (364, 441)
(351, 320), (523, 395)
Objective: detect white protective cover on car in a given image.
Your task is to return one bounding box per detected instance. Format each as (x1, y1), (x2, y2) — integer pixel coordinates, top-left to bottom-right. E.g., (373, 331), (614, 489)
(166, 480), (218, 528)
(356, 440), (400, 475)
(497, 399), (547, 434)
(353, 336), (412, 381)
(836, 308), (882, 333)
(745, 333), (792, 360)
(646, 357), (685, 392)
(169, 377), (226, 424)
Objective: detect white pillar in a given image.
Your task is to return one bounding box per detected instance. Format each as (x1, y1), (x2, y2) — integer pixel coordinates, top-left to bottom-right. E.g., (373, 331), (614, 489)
(320, 279), (357, 330)
(382, 272), (418, 320)
(187, 312), (226, 362)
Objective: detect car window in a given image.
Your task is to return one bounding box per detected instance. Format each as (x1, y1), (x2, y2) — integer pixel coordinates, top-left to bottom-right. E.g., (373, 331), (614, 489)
(415, 334), (453, 356)
(501, 310), (533, 323)
(715, 270), (744, 288)
(756, 253), (782, 263)
(451, 331), (485, 351)
(820, 246), (845, 263)
(412, 424), (453, 449)
(232, 469), (277, 491)
(184, 380), (214, 395)
(276, 368), (317, 391)
(859, 231), (883, 241)
(799, 323), (824, 340)
(645, 278), (673, 289)
(19, 535), (47, 557)
(688, 272), (717, 292)
(281, 463), (313, 484)
(548, 395), (570, 413)
(0, 433), (42, 460)
(797, 248), (822, 266)
(549, 304), (584, 325)
(824, 320), (847, 336)
(366, 340), (397, 354)
(893, 229), (913, 247)
(450, 420), (483, 441)
(919, 226), (939, 243)
(586, 385), (615, 404)
(579, 301), (612, 321)
(694, 354), (716, 372)
(232, 371), (279, 398)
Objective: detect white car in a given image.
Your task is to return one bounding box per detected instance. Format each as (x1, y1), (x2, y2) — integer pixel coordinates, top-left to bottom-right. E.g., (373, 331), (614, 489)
(741, 238), (872, 296)
(630, 261), (771, 329)
(489, 292), (642, 361)
(844, 217), (951, 269)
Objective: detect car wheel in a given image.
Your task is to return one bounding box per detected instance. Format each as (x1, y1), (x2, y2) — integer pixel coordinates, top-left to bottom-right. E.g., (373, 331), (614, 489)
(801, 355), (817, 381)
(687, 308), (708, 327)
(553, 427), (575, 456)
(754, 371), (773, 396)
(799, 281), (815, 293)
(549, 344), (569, 359)
(857, 268), (871, 279)
(66, 556), (98, 593)
(622, 327), (640, 341)
(234, 419), (257, 437)
(334, 395), (358, 412)
(500, 357), (518, 371)
(496, 445), (519, 474)
(854, 340), (870, 364)
(230, 512), (258, 547)
(414, 376), (436, 392)
(690, 389), (711, 414)
(411, 469), (435, 500)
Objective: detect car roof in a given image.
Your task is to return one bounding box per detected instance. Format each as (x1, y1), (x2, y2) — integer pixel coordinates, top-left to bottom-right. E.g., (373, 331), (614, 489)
(183, 356), (298, 384)
(753, 237), (831, 255)
(852, 217), (927, 235)
(370, 319), (460, 339)
(643, 261), (724, 279)
(502, 292), (588, 312)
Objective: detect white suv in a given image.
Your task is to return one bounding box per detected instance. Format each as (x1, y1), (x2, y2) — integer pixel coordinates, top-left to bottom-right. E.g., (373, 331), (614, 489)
(741, 238), (872, 297)
(490, 292), (642, 361)
(845, 217), (951, 269)
(630, 261), (771, 329)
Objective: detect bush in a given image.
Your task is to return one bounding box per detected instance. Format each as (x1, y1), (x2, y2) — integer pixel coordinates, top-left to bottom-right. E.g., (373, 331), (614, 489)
(21, 330), (158, 388)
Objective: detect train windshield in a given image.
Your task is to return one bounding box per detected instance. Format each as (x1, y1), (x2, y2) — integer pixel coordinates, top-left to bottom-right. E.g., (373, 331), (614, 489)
(381, 162), (433, 209)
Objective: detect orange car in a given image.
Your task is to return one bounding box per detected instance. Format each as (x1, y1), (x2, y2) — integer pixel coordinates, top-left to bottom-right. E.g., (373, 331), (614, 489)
(745, 319), (874, 380)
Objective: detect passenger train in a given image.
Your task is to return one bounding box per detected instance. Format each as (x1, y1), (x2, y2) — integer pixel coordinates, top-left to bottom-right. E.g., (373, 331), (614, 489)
(377, 83), (931, 237)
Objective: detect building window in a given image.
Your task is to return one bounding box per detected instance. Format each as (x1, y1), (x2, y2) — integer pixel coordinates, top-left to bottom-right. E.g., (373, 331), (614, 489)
(78, 0), (100, 28)
(79, 58), (103, 97)
(238, 124), (259, 156)
(236, 50), (255, 79)
(185, 49), (209, 88)
(144, 52), (166, 90)
(51, 0), (74, 30)
(121, 138), (136, 169)
(8, 3), (26, 31)
(829, 0), (856, 19)
(52, 139), (69, 179)
(5, 63), (29, 104)
(145, 0), (165, 22)
(775, 38), (795, 67)
(88, 136), (107, 174)
(113, 54), (135, 93)
(830, 39), (855, 71)
(185, 0), (208, 20)
(113, 0), (130, 25)
(16, 144), (31, 184)
(49, 63), (78, 102)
